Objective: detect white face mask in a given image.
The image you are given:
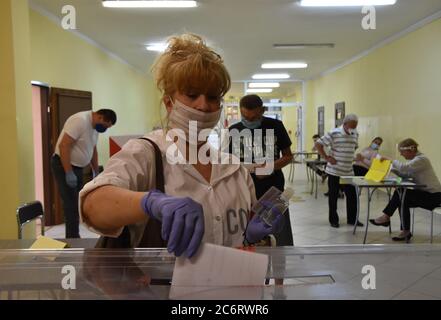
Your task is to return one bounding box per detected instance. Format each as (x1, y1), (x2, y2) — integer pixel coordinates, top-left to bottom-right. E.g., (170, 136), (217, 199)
(168, 97), (221, 136)
(345, 127), (357, 135)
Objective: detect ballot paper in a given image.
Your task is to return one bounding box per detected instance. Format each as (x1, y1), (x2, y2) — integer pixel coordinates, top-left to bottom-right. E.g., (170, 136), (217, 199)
(29, 236), (67, 262)
(169, 243), (269, 300)
(30, 236), (68, 249)
(365, 158), (392, 182)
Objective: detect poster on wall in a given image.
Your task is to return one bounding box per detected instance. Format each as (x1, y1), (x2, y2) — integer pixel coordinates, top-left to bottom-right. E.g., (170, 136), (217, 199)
(318, 106), (325, 137)
(335, 102), (345, 128)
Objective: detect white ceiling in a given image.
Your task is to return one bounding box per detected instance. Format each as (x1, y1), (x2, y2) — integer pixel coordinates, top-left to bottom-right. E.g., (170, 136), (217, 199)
(226, 81), (303, 101)
(30, 0), (441, 82)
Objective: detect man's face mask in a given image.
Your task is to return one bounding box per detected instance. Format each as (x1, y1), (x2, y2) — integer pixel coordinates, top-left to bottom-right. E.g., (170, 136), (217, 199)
(95, 123), (107, 133)
(345, 126), (357, 135)
(241, 117), (262, 129)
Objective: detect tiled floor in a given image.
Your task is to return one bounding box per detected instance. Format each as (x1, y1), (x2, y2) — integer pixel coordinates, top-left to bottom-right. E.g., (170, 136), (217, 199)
(45, 163), (441, 245)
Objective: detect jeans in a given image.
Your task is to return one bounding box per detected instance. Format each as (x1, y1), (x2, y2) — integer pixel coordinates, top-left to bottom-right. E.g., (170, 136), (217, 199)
(328, 174), (358, 224)
(383, 190), (441, 231)
(51, 155), (84, 238)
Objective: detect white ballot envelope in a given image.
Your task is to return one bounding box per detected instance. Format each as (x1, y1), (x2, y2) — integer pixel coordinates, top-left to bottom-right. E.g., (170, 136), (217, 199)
(169, 243), (269, 300)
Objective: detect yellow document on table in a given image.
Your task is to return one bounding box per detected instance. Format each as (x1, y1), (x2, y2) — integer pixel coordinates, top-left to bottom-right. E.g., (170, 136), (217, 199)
(364, 158), (392, 182)
(30, 236), (67, 250)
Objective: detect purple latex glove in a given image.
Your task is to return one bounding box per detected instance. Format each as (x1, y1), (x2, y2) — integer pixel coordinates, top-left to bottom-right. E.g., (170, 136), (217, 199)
(245, 208), (284, 244)
(141, 190), (205, 258)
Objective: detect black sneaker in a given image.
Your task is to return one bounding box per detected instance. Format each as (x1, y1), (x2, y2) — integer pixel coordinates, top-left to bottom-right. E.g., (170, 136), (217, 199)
(330, 222), (340, 228)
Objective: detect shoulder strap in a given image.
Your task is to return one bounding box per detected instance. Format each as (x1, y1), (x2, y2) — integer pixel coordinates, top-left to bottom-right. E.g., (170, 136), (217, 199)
(138, 137), (165, 193)
(95, 137), (167, 249)
(137, 137), (166, 248)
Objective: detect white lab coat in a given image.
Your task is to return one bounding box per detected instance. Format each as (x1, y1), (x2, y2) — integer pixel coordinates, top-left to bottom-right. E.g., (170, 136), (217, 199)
(79, 129), (257, 248)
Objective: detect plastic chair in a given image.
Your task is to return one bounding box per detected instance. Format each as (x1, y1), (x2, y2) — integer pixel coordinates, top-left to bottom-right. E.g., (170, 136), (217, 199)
(16, 201), (45, 239)
(8, 201), (47, 299)
(411, 206), (441, 243)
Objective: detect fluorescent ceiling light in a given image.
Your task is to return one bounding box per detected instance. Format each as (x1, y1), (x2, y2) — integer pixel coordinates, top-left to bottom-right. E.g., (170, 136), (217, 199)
(273, 43), (334, 49)
(249, 82), (280, 88)
(146, 43), (168, 52)
(102, 1), (198, 8)
(262, 62), (308, 69)
(246, 88), (273, 93)
(299, 0), (396, 6)
(252, 74), (290, 80)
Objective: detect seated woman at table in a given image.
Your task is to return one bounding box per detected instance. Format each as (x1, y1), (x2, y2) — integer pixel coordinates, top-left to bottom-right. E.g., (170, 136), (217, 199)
(353, 137), (383, 176)
(369, 138), (441, 241)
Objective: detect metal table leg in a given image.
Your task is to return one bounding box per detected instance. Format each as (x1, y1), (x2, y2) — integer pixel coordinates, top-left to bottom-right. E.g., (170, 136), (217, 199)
(431, 211), (434, 244)
(288, 161), (293, 182)
(387, 187), (392, 234)
(363, 188), (377, 244)
(354, 187), (377, 244)
(314, 172), (318, 199)
(353, 186), (361, 235)
(397, 188), (409, 243)
(306, 159), (311, 182)
(394, 187), (409, 242)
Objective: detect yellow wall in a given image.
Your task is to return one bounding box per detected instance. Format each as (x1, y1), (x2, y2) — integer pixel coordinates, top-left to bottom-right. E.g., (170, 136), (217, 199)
(0, 5), (160, 239)
(29, 9), (160, 165)
(305, 17), (441, 177)
(0, 0), (34, 239)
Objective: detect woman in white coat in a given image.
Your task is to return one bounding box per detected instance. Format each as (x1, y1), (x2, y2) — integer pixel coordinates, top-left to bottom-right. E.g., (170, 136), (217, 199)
(80, 34), (282, 258)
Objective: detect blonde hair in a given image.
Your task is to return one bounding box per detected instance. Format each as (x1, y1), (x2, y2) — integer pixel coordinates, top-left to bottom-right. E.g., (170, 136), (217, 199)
(151, 33), (231, 98)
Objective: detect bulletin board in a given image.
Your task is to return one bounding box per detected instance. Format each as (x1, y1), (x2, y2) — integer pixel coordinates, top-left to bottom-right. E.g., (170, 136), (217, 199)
(335, 102), (345, 128)
(318, 106), (325, 136)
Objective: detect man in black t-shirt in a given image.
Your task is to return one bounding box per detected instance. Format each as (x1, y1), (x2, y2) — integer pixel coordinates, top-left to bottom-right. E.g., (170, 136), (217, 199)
(228, 95), (294, 246)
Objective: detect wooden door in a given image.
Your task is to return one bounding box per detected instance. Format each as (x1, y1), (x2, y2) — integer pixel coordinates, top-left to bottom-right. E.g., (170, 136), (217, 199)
(48, 88), (92, 225)
(32, 84), (52, 226)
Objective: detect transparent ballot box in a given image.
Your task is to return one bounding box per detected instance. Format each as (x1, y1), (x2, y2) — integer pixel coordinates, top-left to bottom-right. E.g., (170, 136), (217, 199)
(1, 244), (441, 300)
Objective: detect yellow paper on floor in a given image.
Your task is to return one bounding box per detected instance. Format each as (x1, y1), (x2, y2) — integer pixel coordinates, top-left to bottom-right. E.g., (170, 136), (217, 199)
(364, 158), (392, 182)
(30, 236), (67, 250)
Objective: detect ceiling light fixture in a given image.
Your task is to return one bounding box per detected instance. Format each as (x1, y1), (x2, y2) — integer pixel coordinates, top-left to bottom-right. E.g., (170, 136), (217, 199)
(145, 43), (168, 52)
(273, 43), (335, 49)
(299, 0), (396, 7)
(102, 1), (198, 8)
(246, 89), (273, 93)
(249, 83), (280, 88)
(252, 74), (290, 80)
(262, 62), (308, 69)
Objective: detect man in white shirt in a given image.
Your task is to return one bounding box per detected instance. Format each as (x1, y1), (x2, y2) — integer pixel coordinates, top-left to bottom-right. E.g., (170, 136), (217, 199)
(315, 114), (363, 229)
(51, 109), (117, 238)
